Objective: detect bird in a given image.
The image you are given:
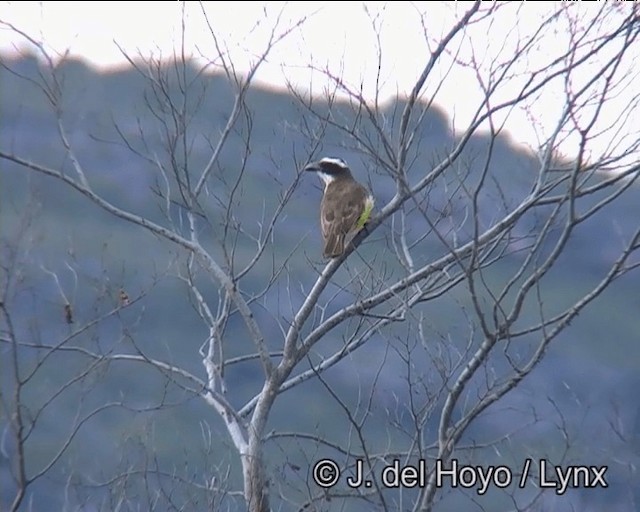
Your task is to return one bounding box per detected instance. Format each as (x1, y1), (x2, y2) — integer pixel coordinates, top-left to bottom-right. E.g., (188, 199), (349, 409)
(304, 157), (374, 259)
(64, 303), (73, 324)
(119, 288), (130, 306)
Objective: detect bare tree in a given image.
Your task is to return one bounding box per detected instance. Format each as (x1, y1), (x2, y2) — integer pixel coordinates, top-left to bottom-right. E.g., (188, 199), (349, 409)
(1, 2), (639, 511)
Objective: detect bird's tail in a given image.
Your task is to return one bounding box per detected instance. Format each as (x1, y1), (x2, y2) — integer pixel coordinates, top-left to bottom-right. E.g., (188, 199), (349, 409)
(323, 234), (345, 259)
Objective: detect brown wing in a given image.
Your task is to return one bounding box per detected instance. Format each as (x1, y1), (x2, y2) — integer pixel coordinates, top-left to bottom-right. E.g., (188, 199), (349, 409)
(320, 182), (368, 258)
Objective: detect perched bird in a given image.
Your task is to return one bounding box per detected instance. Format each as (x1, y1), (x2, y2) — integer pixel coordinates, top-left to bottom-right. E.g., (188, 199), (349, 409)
(119, 288), (130, 306)
(305, 157), (374, 258)
(64, 303), (73, 324)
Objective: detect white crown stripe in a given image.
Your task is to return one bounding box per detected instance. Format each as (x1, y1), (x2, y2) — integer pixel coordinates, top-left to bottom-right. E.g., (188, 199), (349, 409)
(319, 157), (348, 168)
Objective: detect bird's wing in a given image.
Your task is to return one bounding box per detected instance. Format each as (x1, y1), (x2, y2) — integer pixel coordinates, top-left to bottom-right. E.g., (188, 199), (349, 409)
(340, 184), (369, 233)
(321, 184), (368, 240)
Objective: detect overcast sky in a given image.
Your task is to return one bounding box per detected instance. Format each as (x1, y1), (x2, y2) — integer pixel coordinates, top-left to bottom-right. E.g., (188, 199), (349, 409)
(1, 2), (638, 163)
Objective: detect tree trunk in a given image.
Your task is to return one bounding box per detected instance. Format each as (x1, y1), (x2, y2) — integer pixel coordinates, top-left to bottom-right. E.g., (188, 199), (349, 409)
(242, 437), (270, 512)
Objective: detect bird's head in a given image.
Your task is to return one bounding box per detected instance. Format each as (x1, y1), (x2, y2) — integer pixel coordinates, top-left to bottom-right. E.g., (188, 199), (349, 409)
(304, 157), (352, 186)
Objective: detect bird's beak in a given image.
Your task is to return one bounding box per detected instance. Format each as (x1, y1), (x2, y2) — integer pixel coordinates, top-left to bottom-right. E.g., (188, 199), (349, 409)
(304, 161), (320, 173)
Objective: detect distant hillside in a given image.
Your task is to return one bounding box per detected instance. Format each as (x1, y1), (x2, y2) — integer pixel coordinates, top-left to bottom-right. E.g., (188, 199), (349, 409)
(1, 56), (639, 512)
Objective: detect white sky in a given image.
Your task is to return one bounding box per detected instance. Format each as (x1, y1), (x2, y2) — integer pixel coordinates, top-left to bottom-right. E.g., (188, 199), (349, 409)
(1, 1), (638, 164)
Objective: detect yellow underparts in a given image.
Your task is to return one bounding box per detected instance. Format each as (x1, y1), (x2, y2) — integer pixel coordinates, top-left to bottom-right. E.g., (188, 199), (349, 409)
(355, 196), (374, 231)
